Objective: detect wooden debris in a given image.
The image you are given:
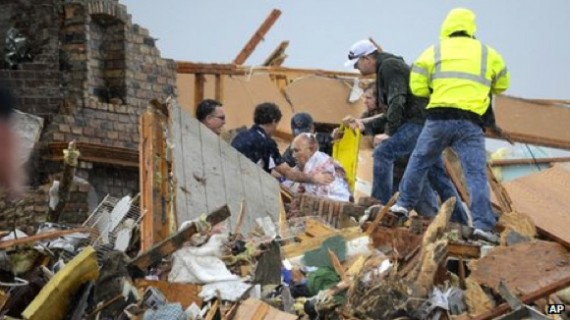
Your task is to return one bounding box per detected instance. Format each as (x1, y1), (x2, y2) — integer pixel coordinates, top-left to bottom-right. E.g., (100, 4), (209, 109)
(471, 274), (570, 320)
(22, 247), (99, 320)
(44, 141), (138, 168)
(0, 227), (93, 250)
(233, 9), (282, 65)
(448, 241), (481, 259)
(140, 108), (172, 251)
(468, 240), (570, 297)
(328, 248), (347, 282)
(443, 149), (470, 205)
(233, 298), (297, 320)
(486, 163), (513, 213)
(135, 280), (202, 309)
(369, 226), (422, 260)
(263, 40), (289, 67)
(489, 156), (570, 166)
(47, 141), (80, 222)
(294, 193), (366, 228)
(406, 198), (455, 298)
(129, 205), (231, 271)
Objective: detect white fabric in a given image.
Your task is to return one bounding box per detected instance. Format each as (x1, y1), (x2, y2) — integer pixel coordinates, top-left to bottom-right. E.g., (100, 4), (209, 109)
(199, 280), (252, 302)
(168, 234), (239, 284)
(298, 151), (351, 201)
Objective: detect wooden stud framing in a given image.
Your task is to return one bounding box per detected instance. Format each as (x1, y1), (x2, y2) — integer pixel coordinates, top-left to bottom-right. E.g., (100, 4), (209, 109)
(140, 109), (171, 252)
(194, 73), (206, 108)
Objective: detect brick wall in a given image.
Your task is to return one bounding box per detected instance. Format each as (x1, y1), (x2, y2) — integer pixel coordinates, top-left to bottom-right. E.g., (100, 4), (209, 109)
(0, 177), (91, 228)
(0, 0), (177, 227)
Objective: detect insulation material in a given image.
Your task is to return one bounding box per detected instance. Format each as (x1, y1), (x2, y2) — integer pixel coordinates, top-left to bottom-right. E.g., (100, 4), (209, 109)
(503, 164), (570, 246)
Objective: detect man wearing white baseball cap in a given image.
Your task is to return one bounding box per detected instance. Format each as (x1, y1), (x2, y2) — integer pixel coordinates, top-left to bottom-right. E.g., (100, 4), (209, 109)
(344, 39), (467, 224)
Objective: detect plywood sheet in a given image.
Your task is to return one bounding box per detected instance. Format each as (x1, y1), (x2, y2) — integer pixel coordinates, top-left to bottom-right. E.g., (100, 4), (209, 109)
(222, 74), (294, 134)
(495, 95), (570, 149)
(469, 240), (570, 296)
(168, 101), (281, 233)
(284, 75), (366, 124)
(503, 164), (570, 246)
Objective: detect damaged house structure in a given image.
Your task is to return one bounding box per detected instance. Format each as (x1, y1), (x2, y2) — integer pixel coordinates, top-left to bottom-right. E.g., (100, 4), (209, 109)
(1, 1), (570, 319)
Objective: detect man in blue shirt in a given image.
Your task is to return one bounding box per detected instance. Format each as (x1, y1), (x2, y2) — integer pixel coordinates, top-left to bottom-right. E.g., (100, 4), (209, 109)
(232, 102), (333, 185)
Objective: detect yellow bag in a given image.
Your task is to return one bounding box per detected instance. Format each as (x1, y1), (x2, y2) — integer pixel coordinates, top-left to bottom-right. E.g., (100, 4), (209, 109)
(332, 125), (361, 192)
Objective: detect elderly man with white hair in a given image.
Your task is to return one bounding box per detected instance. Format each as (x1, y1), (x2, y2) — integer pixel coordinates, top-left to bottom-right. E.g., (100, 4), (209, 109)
(287, 132), (351, 202)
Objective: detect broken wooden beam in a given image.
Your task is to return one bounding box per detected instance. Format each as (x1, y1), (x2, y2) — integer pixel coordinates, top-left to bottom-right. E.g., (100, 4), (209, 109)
(44, 142), (138, 168)
(47, 141), (80, 223)
(486, 164), (513, 213)
(0, 227), (94, 250)
(139, 109), (171, 251)
(233, 9), (282, 65)
(447, 242), (481, 259)
(443, 149), (471, 205)
(489, 156), (570, 166)
(129, 205), (231, 271)
(194, 73), (206, 108)
(262, 40), (289, 67)
(471, 274), (570, 320)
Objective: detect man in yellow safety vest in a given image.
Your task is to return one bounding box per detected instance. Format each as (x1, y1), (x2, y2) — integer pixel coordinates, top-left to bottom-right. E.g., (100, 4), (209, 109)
(391, 8), (510, 243)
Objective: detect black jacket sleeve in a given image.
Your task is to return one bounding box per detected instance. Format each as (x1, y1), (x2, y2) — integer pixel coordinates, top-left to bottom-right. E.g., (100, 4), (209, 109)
(380, 60), (409, 135)
(362, 115), (387, 136)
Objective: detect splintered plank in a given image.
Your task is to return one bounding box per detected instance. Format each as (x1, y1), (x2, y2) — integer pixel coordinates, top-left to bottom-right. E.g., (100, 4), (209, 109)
(140, 110), (171, 251)
(170, 103), (190, 227)
(178, 112), (207, 223)
(469, 240), (570, 297)
(233, 9), (282, 65)
(199, 123), (226, 214)
(130, 205), (230, 271)
(220, 139), (246, 231)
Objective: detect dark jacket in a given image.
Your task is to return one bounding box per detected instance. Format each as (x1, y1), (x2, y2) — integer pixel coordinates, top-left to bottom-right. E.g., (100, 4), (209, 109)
(373, 52), (428, 135)
(231, 124), (285, 173)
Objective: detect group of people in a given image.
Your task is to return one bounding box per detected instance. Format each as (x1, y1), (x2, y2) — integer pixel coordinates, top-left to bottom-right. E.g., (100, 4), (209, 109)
(196, 8), (509, 242)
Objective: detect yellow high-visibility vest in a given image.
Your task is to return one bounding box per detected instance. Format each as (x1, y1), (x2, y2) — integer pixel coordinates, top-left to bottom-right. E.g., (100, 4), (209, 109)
(410, 8), (510, 115)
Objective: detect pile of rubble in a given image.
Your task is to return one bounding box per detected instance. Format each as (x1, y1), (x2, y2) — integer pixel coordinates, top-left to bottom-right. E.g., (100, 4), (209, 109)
(1, 186), (569, 320)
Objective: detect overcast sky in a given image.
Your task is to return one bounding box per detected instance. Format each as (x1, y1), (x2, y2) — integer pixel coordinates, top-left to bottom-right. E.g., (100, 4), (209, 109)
(122, 0), (569, 100)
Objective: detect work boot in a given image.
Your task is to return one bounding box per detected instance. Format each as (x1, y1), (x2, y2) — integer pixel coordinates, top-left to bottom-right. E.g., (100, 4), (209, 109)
(389, 204), (409, 218)
(472, 228), (500, 244)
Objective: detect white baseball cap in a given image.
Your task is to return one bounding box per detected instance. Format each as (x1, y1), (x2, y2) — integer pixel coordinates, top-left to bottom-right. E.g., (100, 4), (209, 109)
(344, 40), (377, 68)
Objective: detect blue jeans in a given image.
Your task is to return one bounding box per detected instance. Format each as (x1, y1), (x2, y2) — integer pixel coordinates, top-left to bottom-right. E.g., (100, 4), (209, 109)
(397, 119), (496, 231)
(371, 122), (465, 219)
